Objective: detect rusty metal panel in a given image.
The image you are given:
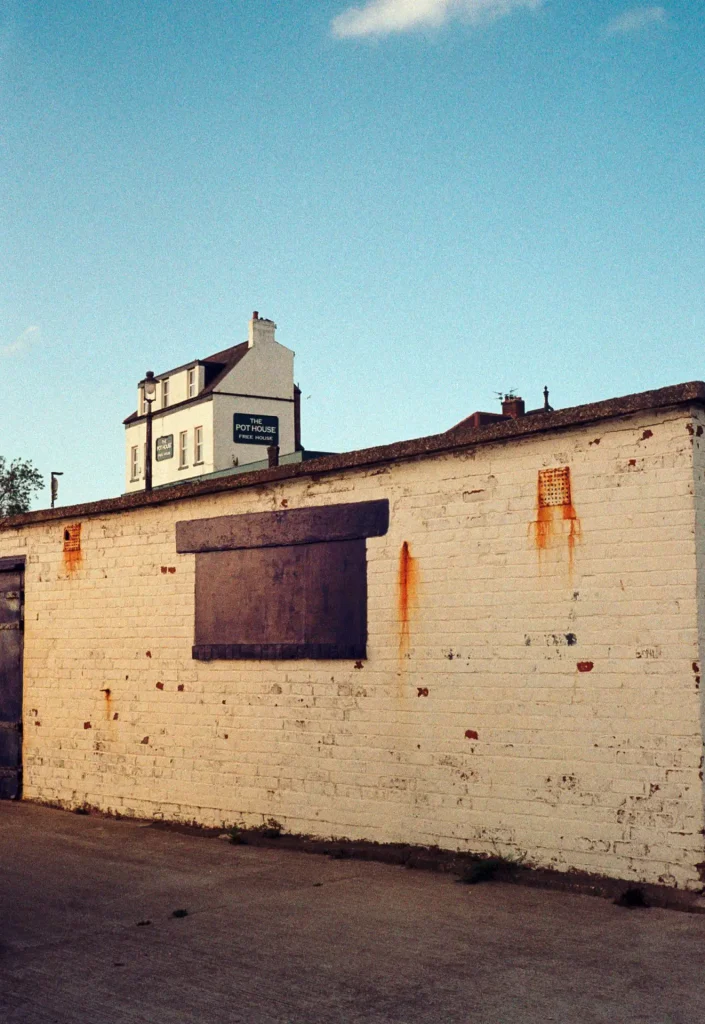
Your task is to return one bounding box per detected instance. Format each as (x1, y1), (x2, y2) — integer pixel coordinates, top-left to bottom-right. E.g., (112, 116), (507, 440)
(538, 467), (571, 508)
(176, 499), (389, 553)
(194, 539), (367, 659)
(0, 567), (23, 799)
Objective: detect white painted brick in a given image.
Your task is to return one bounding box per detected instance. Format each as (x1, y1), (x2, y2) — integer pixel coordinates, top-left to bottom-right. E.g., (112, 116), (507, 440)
(3, 406), (705, 888)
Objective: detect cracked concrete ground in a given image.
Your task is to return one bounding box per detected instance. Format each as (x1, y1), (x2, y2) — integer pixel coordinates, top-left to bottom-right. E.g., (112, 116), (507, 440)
(1, 802), (705, 1024)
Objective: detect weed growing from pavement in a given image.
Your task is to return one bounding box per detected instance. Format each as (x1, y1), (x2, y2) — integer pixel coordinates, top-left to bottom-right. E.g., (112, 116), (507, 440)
(457, 850), (526, 885)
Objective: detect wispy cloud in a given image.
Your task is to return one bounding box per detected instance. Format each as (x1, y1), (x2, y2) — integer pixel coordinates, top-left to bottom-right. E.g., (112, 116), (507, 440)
(1, 325), (40, 357)
(604, 6), (666, 37)
(331, 0), (543, 40)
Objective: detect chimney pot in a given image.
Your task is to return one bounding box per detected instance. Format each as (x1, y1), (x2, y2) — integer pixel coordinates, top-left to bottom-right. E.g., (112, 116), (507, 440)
(253, 311), (259, 320)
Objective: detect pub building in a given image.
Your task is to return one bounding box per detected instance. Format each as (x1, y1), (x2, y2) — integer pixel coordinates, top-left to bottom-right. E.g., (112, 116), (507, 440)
(123, 313), (326, 492)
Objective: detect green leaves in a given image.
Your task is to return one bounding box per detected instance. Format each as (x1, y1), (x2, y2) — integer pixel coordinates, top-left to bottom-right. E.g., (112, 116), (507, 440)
(0, 457), (44, 516)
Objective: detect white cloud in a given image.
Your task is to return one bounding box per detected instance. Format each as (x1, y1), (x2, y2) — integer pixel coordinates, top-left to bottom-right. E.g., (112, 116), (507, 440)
(331, 0), (543, 39)
(1, 325), (40, 357)
(604, 6), (666, 36)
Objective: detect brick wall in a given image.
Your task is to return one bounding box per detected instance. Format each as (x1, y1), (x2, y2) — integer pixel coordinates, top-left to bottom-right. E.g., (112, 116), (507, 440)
(2, 405), (704, 888)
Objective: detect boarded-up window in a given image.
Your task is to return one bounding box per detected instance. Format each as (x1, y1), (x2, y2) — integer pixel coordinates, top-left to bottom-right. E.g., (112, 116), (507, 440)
(538, 467), (571, 508)
(176, 500), (389, 661)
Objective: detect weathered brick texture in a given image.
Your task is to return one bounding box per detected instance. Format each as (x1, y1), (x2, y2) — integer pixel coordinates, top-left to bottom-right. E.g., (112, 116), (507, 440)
(2, 406), (704, 888)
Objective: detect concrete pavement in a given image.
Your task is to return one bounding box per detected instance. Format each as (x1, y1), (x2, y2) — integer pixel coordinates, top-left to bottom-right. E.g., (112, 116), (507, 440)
(1, 802), (704, 1023)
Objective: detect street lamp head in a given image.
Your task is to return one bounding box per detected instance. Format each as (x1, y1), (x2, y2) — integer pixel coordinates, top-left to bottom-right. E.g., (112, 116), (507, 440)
(144, 370), (157, 403)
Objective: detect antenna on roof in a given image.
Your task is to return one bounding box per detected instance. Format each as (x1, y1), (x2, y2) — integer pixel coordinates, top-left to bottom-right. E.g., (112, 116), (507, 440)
(495, 389), (517, 404)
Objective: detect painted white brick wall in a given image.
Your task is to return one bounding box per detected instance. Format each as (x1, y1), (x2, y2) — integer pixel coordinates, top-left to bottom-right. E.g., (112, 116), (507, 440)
(2, 405), (704, 889)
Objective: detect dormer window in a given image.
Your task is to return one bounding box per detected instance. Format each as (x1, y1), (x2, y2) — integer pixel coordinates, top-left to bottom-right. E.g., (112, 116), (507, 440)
(188, 368), (197, 398)
(162, 377), (169, 408)
(139, 387), (146, 417)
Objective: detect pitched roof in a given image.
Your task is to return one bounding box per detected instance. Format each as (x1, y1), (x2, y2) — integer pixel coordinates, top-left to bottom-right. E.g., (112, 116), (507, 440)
(123, 341), (250, 424)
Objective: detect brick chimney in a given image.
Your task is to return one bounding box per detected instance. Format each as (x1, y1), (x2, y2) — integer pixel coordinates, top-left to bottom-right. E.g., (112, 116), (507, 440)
(501, 395), (525, 419)
(248, 311), (276, 348)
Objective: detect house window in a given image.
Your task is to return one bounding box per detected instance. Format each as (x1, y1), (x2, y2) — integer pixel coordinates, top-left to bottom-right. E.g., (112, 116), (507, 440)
(162, 377), (169, 408)
(179, 431), (188, 468)
(194, 426), (204, 464)
(130, 446), (139, 480)
(188, 368), (197, 398)
(175, 500), (389, 661)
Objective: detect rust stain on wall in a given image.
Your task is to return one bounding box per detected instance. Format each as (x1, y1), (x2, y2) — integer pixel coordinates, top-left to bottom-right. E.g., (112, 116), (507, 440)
(531, 467), (581, 572)
(63, 524), (82, 573)
(101, 687), (112, 720)
(577, 661), (594, 673)
(398, 541), (418, 661)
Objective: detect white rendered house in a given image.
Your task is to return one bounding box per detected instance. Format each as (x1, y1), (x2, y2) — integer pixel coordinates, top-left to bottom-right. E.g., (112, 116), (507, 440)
(124, 313), (301, 492)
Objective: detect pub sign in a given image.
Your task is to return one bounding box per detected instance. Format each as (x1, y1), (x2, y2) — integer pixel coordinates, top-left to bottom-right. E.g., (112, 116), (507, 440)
(233, 413), (279, 446)
(156, 435), (174, 461)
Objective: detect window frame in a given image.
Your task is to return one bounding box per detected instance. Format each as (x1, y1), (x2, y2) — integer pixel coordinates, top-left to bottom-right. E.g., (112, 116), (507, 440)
(130, 445), (140, 481)
(162, 377), (169, 408)
(187, 368), (197, 398)
(194, 425), (204, 465)
(179, 430), (188, 468)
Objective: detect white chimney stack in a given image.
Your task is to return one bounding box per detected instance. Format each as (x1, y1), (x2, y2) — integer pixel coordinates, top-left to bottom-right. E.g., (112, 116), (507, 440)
(248, 311), (276, 348)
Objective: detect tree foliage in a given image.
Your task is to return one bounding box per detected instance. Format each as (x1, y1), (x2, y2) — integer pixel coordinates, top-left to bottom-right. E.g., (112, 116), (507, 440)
(0, 456), (44, 516)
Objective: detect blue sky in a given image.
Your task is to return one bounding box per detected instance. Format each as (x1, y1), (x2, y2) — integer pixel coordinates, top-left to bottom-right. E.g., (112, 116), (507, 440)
(2, 1), (703, 507)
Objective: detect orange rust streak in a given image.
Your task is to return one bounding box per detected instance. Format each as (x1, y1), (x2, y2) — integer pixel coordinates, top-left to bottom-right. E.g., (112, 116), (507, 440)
(63, 548), (83, 573)
(532, 505), (554, 551)
(531, 470), (581, 573)
(563, 504), (581, 574)
(398, 541), (418, 658)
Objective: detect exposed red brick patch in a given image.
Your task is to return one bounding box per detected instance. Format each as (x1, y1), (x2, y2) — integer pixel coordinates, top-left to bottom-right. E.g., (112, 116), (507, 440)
(84, 722), (92, 729)
(577, 661), (594, 672)
(113, 713), (119, 720)
(280, 499), (288, 508)
(589, 438), (601, 445)
(354, 660), (364, 670)
(641, 429), (653, 440)
(417, 687), (429, 697)
(628, 459), (637, 467)
(168, 567), (176, 574)
(465, 729), (479, 740)
(693, 662), (700, 674)
(146, 651), (152, 658)
(177, 684), (185, 692)
(161, 566), (168, 574)
(35, 721), (41, 726)
(141, 736), (149, 744)
(156, 682), (164, 690)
